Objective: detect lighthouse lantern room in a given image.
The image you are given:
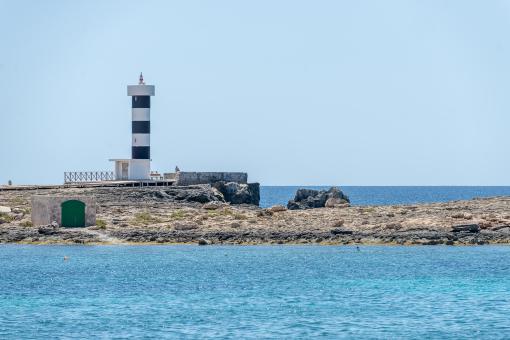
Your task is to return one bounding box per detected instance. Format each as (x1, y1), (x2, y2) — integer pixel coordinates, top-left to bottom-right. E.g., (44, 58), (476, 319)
(109, 73), (155, 180)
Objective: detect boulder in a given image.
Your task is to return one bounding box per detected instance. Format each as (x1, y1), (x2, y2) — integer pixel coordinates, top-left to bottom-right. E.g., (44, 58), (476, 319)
(325, 198), (348, 208)
(478, 222), (492, 229)
(203, 201), (226, 210)
(452, 212), (473, 219)
(38, 221), (59, 234)
(452, 224), (480, 232)
(331, 229), (353, 235)
(385, 223), (402, 230)
(335, 203), (351, 208)
(287, 187), (349, 210)
(12, 208), (25, 215)
(198, 238), (209, 245)
(213, 181), (260, 205)
(174, 222), (199, 230)
(0, 206), (11, 213)
(0, 217), (6, 224)
(269, 205), (287, 212)
(333, 219), (345, 227)
(231, 222), (241, 228)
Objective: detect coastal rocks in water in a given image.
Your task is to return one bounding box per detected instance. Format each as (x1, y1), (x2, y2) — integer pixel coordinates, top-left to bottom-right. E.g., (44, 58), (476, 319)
(452, 224), (480, 232)
(174, 222), (199, 230)
(325, 198), (348, 208)
(287, 187), (350, 210)
(198, 238), (209, 245)
(38, 221), (59, 234)
(203, 201), (226, 210)
(213, 182), (260, 205)
(269, 205), (287, 212)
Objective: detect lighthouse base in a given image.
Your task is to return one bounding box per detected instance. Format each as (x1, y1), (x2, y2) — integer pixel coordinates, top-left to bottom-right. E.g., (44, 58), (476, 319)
(109, 159), (151, 180)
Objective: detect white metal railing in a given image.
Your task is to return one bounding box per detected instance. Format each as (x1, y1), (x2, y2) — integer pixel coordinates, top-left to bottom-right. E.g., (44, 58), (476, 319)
(64, 171), (115, 183)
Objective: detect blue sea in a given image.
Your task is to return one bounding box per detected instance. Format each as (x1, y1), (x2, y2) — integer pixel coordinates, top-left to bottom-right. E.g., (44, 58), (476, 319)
(260, 186), (510, 208)
(2, 187), (510, 339)
(1, 245), (510, 339)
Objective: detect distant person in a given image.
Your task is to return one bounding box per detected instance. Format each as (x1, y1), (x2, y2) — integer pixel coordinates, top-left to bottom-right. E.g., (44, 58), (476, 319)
(175, 166), (180, 172)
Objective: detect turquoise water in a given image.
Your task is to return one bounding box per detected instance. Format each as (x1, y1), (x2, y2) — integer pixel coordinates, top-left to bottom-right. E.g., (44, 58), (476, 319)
(1, 245), (510, 339)
(260, 186), (510, 208)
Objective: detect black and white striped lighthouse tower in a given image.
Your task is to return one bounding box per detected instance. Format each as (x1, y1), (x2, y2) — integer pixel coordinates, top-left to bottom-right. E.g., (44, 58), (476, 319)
(110, 73), (155, 180)
(130, 73), (152, 159)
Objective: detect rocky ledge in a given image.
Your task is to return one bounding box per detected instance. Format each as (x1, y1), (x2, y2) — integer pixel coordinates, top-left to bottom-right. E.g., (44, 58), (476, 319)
(2, 186), (510, 245)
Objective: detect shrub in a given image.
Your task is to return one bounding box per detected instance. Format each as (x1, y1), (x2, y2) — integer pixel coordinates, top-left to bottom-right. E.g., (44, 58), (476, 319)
(170, 211), (184, 218)
(12, 199), (26, 203)
(208, 210), (218, 214)
(248, 220), (257, 224)
(96, 220), (107, 228)
(132, 214), (163, 224)
(364, 209), (376, 213)
(221, 210), (233, 216)
(133, 214), (154, 221)
(256, 210), (274, 217)
(196, 220), (203, 225)
(233, 214), (249, 220)
(23, 208), (30, 214)
(21, 221), (33, 227)
(0, 213), (13, 223)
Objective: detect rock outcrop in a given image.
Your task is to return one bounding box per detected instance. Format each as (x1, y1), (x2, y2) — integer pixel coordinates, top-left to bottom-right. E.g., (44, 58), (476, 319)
(213, 182), (260, 206)
(287, 187), (349, 210)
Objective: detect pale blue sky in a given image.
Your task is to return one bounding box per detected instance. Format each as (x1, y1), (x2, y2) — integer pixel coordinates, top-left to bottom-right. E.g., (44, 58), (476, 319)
(1, 0), (509, 185)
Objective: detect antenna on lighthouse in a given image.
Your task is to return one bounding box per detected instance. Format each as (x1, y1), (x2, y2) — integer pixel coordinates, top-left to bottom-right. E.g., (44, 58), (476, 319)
(139, 72), (145, 85)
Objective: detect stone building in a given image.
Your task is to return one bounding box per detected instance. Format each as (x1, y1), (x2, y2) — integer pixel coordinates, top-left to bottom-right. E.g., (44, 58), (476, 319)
(31, 196), (96, 228)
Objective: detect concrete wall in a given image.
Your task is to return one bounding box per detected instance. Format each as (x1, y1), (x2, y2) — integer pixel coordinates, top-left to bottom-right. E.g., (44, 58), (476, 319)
(31, 196), (96, 227)
(164, 172), (248, 186)
(129, 161), (150, 180)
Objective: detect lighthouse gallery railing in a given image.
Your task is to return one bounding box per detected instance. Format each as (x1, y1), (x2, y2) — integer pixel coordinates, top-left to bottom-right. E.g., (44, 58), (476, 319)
(64, 171), (115, 183)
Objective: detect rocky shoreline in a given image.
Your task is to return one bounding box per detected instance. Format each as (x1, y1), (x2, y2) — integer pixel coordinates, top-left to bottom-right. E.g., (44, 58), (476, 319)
(1, 186), (510, 245)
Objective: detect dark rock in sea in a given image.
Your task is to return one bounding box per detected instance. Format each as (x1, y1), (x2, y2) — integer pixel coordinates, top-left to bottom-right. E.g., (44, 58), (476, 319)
(288, 187), (350, 210)
(213, 181), (260, 206)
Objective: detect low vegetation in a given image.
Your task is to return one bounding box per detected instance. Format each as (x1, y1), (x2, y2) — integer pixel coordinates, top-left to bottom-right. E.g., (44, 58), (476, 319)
(96, 220), (107, 228)
(21, 221), (33, 227)
(132, 214), (163, 224)
(170, 211), (184, 218)
(233, 214), (249, 220)
(0, 213), (13, 223)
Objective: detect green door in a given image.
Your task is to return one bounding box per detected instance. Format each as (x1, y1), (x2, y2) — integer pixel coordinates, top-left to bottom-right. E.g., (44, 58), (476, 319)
(61, 200), (86, 228)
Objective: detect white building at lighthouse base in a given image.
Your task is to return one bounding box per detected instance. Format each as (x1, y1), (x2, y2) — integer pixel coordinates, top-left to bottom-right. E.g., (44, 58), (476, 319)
(109, 159), (151, 180)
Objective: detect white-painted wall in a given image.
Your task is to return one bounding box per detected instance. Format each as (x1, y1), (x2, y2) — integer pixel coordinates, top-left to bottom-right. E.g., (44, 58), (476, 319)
(132, 133), (150, 147)
(130, 161), (150, 180)
(132, 108), (150, 121)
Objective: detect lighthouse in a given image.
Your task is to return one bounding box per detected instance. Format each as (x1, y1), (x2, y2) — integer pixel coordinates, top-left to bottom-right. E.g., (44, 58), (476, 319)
(109, 73), (155, 180)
